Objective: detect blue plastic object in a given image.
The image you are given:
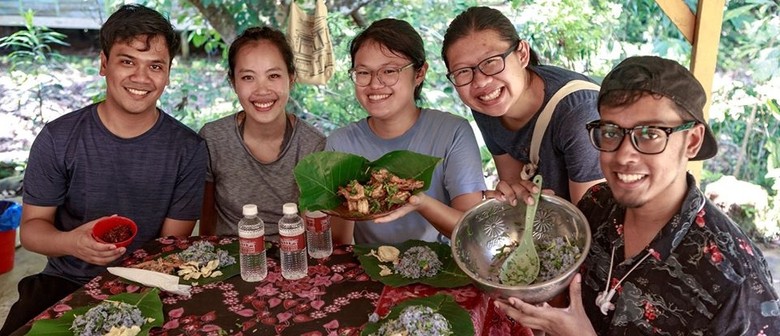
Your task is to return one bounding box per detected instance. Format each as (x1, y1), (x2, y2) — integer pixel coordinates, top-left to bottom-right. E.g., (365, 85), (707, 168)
(0, 200), (21, 231)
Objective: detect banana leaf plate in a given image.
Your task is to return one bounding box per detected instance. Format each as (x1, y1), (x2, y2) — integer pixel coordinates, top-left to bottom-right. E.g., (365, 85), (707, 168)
(26, 288), (163, 336)
(354, 240), (471, 288)
(361, 294), (474, 336)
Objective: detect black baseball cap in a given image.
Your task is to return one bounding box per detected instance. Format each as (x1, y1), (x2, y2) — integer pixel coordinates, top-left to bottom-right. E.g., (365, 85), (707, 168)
(598, 56), (718, 161)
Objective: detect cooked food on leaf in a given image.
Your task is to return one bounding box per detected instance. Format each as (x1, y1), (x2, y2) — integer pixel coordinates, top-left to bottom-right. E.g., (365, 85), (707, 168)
(376, 245), (401, 263)
(371, 305), (453, 336)
(132, 241), (236, 280)
(394, 246), (443, 279)
(70, 300), (153, 336)
(338, 168), (424, 216)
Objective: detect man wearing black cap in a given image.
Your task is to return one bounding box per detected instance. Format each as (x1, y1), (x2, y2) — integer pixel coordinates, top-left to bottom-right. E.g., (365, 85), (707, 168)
(495, 56), (779, 335)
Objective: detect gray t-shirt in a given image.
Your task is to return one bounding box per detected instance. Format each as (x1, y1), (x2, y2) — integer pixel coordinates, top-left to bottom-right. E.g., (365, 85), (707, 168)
(24, 103), (207, 284)
(199, 113), (325, 236)
(473, 65), (603, 200)
(326, 108), (486, 244)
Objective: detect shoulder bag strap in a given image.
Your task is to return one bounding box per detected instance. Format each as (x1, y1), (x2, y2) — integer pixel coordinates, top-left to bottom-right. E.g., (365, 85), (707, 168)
(520, 79), (601, 180)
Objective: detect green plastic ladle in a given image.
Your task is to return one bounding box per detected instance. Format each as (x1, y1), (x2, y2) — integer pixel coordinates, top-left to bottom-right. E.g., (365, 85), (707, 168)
(499, 175), (543, 286)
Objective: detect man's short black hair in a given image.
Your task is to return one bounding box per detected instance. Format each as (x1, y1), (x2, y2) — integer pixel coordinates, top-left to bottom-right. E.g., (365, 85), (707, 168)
(100, 4), (180, 62)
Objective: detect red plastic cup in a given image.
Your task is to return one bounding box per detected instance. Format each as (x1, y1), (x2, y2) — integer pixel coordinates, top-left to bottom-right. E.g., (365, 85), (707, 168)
(92, 216), (137, 247)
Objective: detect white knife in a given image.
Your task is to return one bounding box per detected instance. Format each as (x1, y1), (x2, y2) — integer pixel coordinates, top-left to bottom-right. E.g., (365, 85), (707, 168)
(108, 267), (192, 296)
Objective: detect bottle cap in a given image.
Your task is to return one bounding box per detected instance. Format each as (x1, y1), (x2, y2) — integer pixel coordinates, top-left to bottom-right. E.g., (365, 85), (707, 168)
(242, 204), (258, 216)
(282, 203), (298, 215)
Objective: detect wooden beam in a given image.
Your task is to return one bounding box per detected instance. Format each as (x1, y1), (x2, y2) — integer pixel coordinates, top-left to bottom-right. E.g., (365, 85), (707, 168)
(687, 0), (726, 179)
(690, 0), (725, 113)
(656, 0), (695, 43)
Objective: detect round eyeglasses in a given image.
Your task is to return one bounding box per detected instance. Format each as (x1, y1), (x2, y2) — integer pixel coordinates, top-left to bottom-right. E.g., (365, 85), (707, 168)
(348, 63), (414, 87)
(586, 121), (696, 154)
(446, 41), (519, 87)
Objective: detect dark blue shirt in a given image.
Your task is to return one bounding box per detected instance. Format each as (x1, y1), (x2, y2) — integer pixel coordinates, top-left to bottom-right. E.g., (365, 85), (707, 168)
(24, 103), (207, 284)
(472, 65), (603, 201)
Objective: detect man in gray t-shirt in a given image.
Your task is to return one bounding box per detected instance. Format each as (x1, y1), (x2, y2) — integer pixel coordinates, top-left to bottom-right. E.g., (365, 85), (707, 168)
(0, 5), (207, 335)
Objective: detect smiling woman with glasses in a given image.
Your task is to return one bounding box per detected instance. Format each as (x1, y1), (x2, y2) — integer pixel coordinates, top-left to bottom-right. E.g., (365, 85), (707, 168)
(325, 18), (486, 247)
(446, 41), (519, 87)
(441, 6), (604, 206)
(349, 63), (414, 87)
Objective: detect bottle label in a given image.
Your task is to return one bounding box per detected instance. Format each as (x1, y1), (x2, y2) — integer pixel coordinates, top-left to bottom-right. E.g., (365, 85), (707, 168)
(279, 233), (305, 252)
(304, 211), (330, 233)
(240, 236), (265, 255)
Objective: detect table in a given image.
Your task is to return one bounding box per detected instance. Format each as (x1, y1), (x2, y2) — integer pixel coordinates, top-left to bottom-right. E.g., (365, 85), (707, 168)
(13, 236), (532, 335)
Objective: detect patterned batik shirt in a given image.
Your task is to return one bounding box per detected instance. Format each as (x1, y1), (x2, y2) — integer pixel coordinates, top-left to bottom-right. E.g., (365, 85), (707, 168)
(578, 173), (780, 336)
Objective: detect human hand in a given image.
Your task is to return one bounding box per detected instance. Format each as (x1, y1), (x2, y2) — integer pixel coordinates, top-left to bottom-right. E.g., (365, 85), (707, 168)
(493, 274), (596, 336)
(372, 194), (425, 224)
(488, 180), (553, 206)
(68, 215), (127, 265)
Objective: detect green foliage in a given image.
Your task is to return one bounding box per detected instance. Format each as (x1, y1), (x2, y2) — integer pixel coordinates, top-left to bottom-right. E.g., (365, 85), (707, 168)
(0, 9), (70, 123)
(158, 58), (236, 131)
(719, 0), (780, 81)
(188, 27), (227, 57)
(0, 10), (69, 72)
(511, 0), (623, 69)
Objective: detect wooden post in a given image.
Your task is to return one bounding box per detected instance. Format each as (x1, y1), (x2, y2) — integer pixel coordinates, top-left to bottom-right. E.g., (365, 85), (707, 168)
(656, 0), (725, 182)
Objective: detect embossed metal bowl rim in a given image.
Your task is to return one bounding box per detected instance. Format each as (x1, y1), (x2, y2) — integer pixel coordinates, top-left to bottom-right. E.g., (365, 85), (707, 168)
(451, 195), (591, 292)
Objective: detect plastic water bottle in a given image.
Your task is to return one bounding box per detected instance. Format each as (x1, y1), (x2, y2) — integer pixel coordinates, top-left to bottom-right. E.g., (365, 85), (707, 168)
(239, 204), (266, 282)
(305, 211), (332, 259)
(278, 203), (307, 280)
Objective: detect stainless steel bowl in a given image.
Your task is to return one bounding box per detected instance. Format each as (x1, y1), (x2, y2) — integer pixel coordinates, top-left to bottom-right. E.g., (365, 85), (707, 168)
(451, 195), (591, 304)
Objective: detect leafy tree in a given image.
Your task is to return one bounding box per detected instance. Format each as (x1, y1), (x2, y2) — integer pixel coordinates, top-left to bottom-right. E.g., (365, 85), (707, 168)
(0, 9), (69, 123)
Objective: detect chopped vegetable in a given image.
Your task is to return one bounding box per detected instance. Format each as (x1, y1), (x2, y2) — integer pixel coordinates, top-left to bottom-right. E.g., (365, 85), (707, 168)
(492, 236), (581, 285)
(70, 300), (151, 336)
(371, 305), (453, 336)
(394, 246), (443, 279)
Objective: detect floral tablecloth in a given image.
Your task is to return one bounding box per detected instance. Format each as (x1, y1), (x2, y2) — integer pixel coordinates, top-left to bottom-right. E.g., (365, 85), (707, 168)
(14, 236), (532, 335)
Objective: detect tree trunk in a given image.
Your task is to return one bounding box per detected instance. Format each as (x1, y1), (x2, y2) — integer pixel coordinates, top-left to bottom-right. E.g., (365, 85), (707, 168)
(734, 105), (757, 179)
(185, 0), (375, 44)
(187, 0), (240, 43)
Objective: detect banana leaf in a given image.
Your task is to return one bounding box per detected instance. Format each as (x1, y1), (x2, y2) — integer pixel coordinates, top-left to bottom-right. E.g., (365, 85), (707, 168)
(354, 240), (471, 288)
(121, 241), (240, 287)
(360, 293), (474, 336)
(160, 241), (240, 286)
(294, 150), (441, 213)
(27, 288), (164, 336)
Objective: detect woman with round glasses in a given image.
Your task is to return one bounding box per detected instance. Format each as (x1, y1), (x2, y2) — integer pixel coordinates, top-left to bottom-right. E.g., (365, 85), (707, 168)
(326, 18), (486, 245)
(442, 6), (604, 205)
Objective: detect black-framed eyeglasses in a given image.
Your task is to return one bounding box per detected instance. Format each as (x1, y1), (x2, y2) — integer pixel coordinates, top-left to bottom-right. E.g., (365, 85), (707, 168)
(586, 120), (696, 154)
(348, 63), (414, 87)
(445, 41), (519, 87)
